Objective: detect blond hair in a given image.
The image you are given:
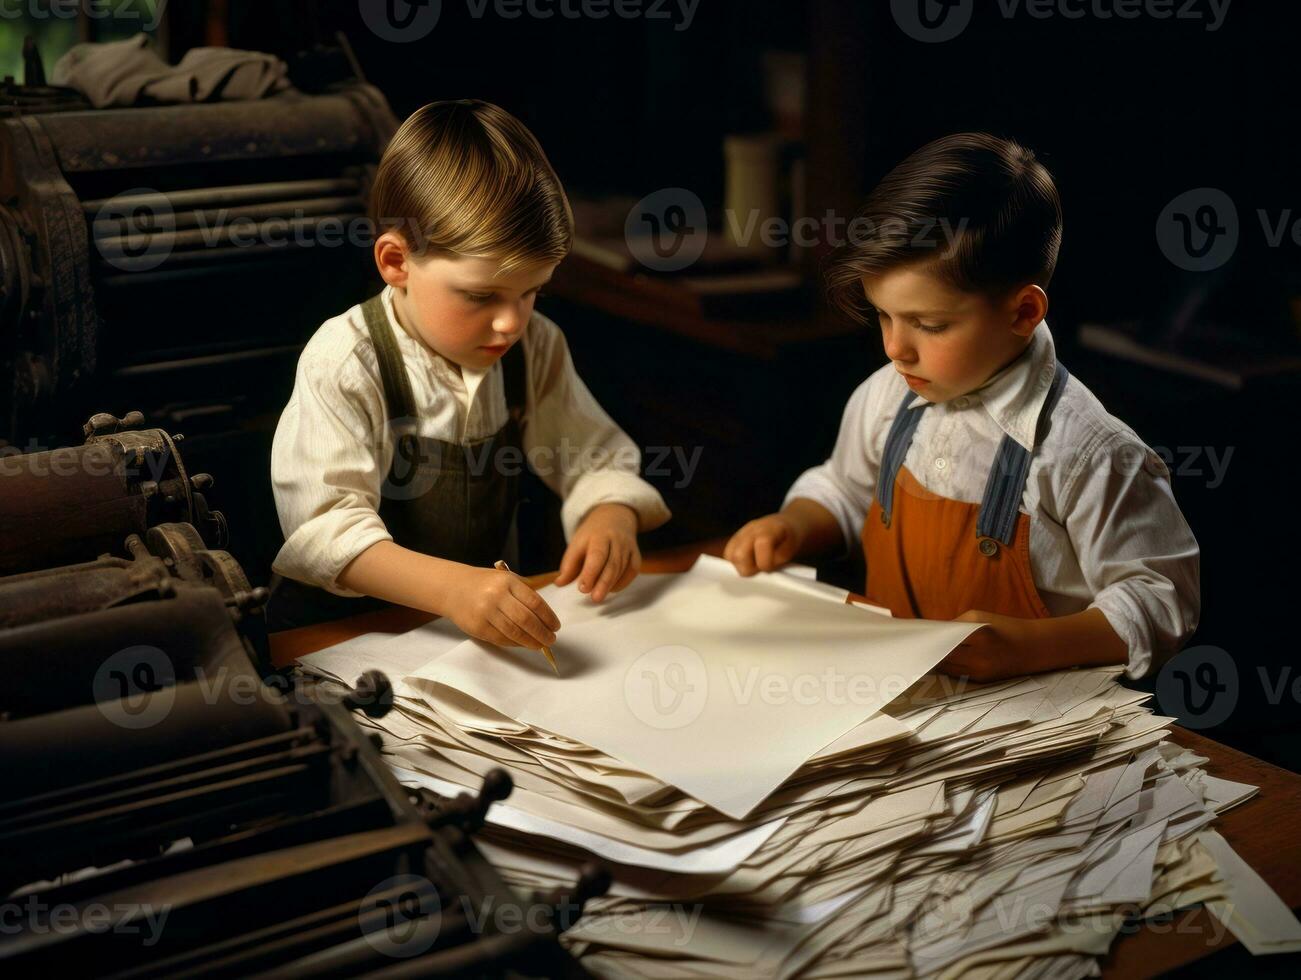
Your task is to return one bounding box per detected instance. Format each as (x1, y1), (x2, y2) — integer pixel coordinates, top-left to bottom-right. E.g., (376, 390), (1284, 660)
(369, 100), (573, 271)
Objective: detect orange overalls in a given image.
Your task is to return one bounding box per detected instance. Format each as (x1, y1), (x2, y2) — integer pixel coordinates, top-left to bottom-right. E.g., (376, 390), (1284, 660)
(861, 362), (1069, 621)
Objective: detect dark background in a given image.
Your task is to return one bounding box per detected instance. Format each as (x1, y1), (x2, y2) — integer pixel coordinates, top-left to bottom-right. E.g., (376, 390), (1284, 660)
(6, 1), (1298, 779)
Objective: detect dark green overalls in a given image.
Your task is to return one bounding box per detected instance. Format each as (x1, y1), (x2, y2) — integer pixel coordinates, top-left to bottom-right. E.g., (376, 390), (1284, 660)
(267, 292), (527, 630)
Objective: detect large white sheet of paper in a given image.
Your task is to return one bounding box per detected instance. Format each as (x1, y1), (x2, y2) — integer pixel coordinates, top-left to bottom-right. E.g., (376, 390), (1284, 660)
(407, 556), (981, 818)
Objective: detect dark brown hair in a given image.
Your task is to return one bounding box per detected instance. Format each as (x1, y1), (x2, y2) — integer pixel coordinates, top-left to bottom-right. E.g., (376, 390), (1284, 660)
(824, 133), (1061, 320)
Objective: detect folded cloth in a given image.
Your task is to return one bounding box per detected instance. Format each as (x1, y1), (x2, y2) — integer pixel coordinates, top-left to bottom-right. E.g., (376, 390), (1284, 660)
(52, 33), (291, 108)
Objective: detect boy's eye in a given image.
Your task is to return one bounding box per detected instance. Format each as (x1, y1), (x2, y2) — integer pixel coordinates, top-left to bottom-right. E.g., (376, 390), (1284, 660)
(918, 323), (948, 334)
(464, 292), (494, 303)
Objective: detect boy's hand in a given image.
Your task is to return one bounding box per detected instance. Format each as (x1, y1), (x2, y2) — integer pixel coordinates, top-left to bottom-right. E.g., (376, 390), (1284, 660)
(941, 607), (1129, 680)
(450, 566), (560, 651)
(555, 503), (641, 603)
(937, 609), (1037, 683)
(724, 513), (805, 577)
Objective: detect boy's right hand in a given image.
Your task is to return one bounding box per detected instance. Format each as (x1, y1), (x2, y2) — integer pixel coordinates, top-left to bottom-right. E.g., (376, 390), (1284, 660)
(451, 567), (560, 651)
(724, 513), (805, 577)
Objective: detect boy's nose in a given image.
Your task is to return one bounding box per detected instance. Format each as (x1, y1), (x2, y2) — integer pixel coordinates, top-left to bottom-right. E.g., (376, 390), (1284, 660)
(882, 325), (915, 363)
(493, 307), (525, 337)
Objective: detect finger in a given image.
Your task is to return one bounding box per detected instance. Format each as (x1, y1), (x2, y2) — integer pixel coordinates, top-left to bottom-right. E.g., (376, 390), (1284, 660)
(754, 535), (775, 571)
(612, 563), (637, 594)
(554, 540), (584, 586)
(724, 527), (752, 575)
(773, 528), (799, 565)
(479, 624), (515, 649)
(937, 658), (968, 679)
(471, 616), (516, 650)
(591, 548), (626, 603)
(509, 580), (561, 632)
(611, 550), (640, 593)
(489, 609), (541, 651)
(723, 530), (744, 566)
(937, 648), (973, 673)
(735, 530), (760, 576)
(578, 539), (611, 594)
(503, 594), (557, 648)
(734, 541), (757, 577)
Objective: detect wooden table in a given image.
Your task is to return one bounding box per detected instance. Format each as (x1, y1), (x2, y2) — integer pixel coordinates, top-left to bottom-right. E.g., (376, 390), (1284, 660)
(269, 541), (1301, 977)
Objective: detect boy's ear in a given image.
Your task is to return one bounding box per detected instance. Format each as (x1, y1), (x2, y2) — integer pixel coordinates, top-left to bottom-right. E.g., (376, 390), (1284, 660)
(1009, 285), (1048, 336)
(375, 231), (412, 288)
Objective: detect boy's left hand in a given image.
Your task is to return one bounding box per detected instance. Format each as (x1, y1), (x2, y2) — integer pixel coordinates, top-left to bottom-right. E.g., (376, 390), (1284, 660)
(555, 503), (641, 603)
(938, 609), (1037, 683)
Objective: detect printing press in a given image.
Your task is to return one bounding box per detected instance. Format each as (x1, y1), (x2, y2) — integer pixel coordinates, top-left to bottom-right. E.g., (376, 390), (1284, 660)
(0, 411), (606, 977)
(0, 46), (400, 582)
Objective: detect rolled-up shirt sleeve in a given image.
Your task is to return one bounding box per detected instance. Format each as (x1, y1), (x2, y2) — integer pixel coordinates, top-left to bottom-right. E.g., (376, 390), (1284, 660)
(783, 377), (882, 557)
(1062, 430), (1201, 679)
(271, 352), (393, 596)
(524, 315), (671, 540)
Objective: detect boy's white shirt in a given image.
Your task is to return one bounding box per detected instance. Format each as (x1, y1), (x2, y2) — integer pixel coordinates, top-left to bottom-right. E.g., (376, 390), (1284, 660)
(785, 320), (1201, 680)
(271, 285), (670, 597)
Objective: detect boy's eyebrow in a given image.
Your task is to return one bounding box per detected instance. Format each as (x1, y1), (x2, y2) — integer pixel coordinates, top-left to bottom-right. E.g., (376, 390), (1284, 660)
(458, 275), (553, 292)
(860, 288), (947, 319)
(868, 304), (950, 319)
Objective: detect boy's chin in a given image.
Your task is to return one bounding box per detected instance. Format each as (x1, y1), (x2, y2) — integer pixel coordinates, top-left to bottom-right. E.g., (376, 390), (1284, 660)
(449, 346), (508, 370)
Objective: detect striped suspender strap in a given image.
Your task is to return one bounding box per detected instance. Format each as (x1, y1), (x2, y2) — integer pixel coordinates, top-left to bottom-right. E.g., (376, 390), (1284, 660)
(975, 361), (1069, 546)
(876, 390), (924, 528)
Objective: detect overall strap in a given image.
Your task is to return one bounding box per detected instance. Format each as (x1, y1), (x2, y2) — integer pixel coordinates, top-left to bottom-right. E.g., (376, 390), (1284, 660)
(876, 390), (923, 529)
(501, 339), (528, 429)
(360, 292), (419, 426)
(975, 361), (1070, 547)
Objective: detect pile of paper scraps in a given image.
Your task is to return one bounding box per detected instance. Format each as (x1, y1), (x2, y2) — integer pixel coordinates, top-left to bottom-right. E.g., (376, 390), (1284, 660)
(299, 556), (1301, 978)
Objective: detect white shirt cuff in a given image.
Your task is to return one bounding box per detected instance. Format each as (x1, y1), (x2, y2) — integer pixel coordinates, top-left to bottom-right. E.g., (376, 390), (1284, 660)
(1090, 592), (1153, 681)
(560, 470), (672, 541)
(273, 516), (393, 598)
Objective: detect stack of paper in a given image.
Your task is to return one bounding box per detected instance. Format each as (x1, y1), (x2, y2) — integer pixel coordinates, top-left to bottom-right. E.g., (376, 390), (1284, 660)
(300, 557), (1300, 977)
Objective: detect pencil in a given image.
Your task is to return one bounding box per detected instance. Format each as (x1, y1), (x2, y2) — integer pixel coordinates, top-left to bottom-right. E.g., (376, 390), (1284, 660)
(494, 560), (559, 674)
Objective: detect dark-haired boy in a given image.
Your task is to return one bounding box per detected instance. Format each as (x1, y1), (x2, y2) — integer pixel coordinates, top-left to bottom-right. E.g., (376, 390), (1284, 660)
(725, 133), (1199, 682)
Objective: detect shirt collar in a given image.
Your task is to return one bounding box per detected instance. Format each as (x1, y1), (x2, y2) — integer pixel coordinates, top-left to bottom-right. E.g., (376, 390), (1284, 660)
(906, 319), (1058, 453)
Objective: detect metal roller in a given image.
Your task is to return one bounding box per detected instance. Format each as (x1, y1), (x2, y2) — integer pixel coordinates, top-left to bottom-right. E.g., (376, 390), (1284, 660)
(0, 411), (226, 576)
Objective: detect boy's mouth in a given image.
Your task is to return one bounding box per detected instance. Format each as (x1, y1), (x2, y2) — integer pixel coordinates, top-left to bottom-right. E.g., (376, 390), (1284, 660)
(898, 370), (929, 388)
